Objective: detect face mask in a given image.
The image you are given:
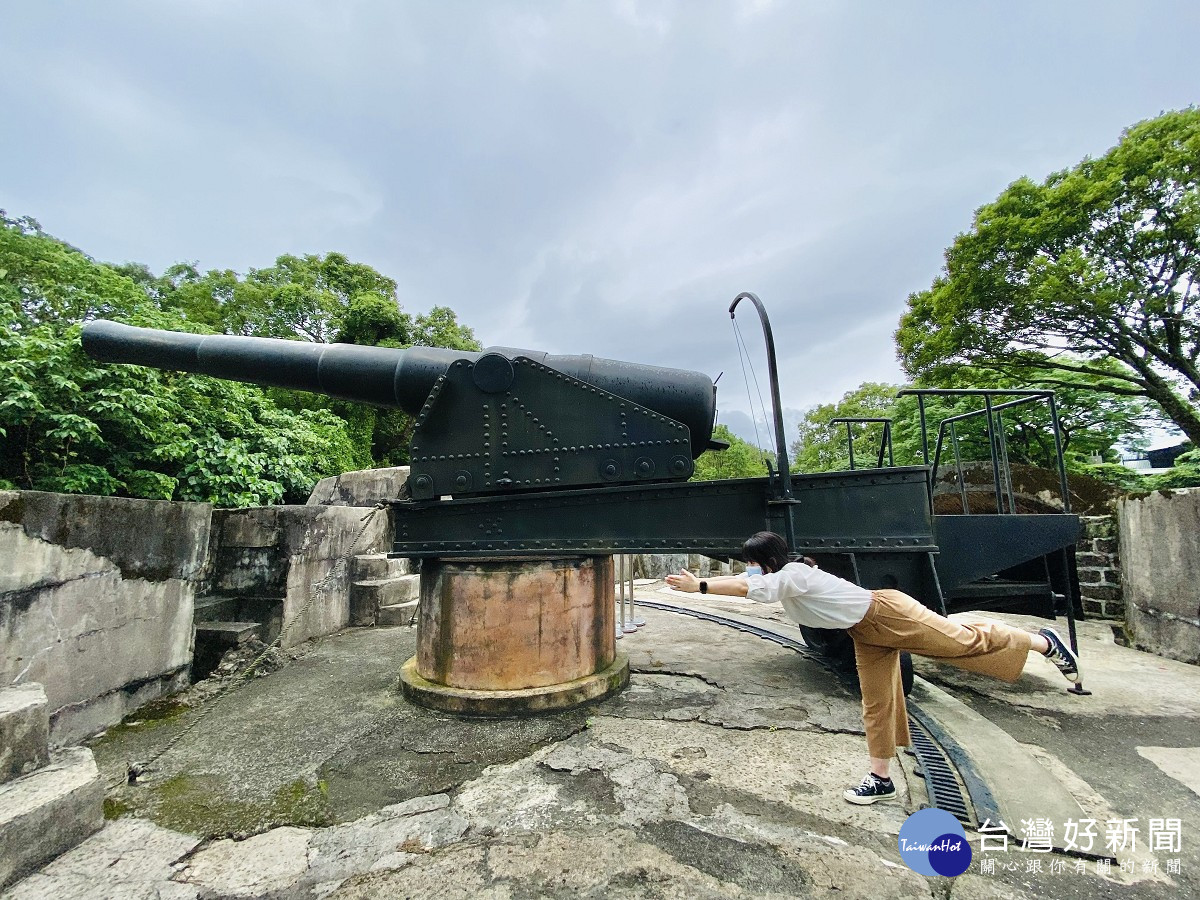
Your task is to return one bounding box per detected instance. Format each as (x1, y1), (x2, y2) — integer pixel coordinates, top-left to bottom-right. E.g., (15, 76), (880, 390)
(745, 565), (763, 576)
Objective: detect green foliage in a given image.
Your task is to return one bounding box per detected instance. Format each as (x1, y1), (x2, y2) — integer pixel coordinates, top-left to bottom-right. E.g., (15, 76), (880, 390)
(1143, 448), (1200, 489)
(228, 252), (399, 343)
(1065, 462), (1148, 493)
(0, 213), (146, 324)
(790, 369), (1155, 487)
(897, 108), (1200, 445)
(335, 292), (411, 347)
(138, 252), (482, 469)
(0, 298), (356, 505)
(792, 383), (903, 473)
(411, 306), (481, 352)
(691, 424), (770, 481)
(1, 212), (488, 505)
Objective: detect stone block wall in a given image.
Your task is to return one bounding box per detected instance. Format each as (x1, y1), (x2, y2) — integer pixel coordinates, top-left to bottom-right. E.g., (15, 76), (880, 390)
(1075, 514), (1123, 619)
(0, 491), (210, 745)
(1118, 488), (1200, 665)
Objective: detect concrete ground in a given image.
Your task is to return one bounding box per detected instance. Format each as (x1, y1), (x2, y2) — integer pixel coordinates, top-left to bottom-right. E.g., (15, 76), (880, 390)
(3, 582), (1198, 899)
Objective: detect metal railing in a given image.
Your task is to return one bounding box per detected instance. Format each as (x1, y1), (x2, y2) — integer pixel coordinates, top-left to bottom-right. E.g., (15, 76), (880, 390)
(896, 389), (1072, 516)
(829, 417), (894, 470)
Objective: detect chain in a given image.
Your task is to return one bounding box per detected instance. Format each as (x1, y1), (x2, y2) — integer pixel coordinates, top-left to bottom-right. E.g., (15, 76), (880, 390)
(110, 502), (388, 791)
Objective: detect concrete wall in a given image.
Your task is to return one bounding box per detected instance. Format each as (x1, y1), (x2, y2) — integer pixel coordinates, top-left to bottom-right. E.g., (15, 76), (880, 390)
(1118, 488), (1200, 665)
(0, 491), (210, 745)
(1076, 515), (1123, 619)
(202, 505), (391, 649)
(307, 466), (410, 507)
(628, 554), (738, 579)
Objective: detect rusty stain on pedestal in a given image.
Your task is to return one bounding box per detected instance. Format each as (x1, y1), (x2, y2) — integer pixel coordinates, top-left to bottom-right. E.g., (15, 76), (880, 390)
(399, 555), (630, 715)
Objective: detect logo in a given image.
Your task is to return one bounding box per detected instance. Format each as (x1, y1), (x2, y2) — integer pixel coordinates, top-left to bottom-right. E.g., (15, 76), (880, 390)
(898, 809), (973, 876)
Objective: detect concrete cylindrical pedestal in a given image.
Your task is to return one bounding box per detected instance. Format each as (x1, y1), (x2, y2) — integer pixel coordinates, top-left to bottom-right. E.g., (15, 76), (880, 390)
(399, 555), (629, 715)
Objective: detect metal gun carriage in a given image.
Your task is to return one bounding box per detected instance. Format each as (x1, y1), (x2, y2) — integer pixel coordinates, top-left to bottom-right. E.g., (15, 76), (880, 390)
(82, 307), (1084, 706)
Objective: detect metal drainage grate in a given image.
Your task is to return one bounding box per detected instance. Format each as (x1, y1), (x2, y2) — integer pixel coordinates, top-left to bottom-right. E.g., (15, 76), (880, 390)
(908, 716), (974, 828)
(637, 599), (980, 829)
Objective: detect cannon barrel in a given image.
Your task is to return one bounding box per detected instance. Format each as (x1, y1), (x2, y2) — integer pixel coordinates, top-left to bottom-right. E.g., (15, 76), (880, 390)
(81, 320), (718, 458)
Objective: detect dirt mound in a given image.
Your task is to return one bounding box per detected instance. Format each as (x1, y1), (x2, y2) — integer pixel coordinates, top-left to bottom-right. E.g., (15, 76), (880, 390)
(932, 462), (1121, 515)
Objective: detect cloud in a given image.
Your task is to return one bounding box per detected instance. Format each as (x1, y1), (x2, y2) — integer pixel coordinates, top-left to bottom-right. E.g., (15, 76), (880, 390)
(3, 0), (1198, 426)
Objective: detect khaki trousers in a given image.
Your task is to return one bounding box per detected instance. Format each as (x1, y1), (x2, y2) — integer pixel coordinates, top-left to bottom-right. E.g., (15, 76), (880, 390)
(846, 589), (1035, 759)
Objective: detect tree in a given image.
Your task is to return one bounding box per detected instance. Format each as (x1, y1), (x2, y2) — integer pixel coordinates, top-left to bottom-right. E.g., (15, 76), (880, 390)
(335, 292), (411, 347)
(897, 108), (1200, 444)
(3, 209), (487, 489)
(1, 212), (145, 324)
(410, 306), (481, 352)
(790, 372), (1155, 480)
(690, 424), (771, 481)
(791, 383), (902, 473)
(232, 252), (399, 343)
(126, 253), (482, 469)
(0, 302), (357, 505)
(1, 217), (357, 504)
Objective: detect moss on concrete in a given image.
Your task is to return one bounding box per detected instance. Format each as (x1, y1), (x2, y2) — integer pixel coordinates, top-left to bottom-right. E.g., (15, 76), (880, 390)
(103, 797), (135, 820)
(136, 773), (333, 837)
(92, 696), (190, 744)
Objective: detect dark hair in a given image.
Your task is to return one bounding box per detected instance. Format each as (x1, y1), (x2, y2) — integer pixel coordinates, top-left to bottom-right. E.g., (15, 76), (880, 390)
(742, 531), (790, 574)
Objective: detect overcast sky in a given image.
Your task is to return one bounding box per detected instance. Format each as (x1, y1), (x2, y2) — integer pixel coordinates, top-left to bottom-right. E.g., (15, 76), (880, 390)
(4, 1), (1197, 447)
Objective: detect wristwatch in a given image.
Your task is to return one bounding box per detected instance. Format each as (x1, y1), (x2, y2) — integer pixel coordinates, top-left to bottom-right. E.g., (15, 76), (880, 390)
(699, 581), (708, 594)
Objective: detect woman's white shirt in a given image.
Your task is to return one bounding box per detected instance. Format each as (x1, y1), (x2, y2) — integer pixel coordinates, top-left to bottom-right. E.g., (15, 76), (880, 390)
(744, 562), (872, 630)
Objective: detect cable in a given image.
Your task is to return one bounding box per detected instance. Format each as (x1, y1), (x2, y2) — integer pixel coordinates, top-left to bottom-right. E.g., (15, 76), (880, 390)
(732, 317), (775, 463)
(732, 320), (764, 452)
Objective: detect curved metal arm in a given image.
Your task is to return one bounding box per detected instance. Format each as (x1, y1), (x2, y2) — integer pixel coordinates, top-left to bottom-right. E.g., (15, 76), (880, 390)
(729, 292), (798, 553)
(729, 292), (793, 499)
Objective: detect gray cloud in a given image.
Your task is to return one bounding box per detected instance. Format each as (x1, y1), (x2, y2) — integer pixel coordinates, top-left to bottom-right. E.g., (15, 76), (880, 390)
(4, 1), (1198, 443)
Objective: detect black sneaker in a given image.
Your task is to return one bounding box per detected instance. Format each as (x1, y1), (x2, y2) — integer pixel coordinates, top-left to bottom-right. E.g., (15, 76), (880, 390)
(1039, 627), (1081, 683)
(843, 773), (897, 805)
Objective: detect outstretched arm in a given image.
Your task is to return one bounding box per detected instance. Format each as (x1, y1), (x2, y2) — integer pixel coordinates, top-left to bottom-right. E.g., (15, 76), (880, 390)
(665, 569), (749, 597)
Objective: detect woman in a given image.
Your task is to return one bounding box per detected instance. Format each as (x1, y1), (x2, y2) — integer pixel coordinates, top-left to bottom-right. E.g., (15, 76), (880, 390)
(665, 531), (1080, 805)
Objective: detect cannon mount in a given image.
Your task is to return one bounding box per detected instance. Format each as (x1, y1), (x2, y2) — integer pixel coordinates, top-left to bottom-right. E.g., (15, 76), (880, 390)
(405, 353), (696, 500)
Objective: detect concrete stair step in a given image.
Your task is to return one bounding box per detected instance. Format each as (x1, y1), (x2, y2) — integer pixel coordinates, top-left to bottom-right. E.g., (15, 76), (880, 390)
(0, 684), (50, 786)
(349, 574), (420, 626)
(351, 553), (411, 581)
(194, 621), (263, 648)
(4, 818), (201, 900)
(376, 600), (419, 627)
(193, 594), (240, 623)
(0, 747), (104, 891)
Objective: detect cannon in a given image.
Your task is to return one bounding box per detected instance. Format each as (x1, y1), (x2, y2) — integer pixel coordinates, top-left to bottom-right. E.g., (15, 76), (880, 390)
(82, 320), (722, 501)
(81, 308), (1086, 711)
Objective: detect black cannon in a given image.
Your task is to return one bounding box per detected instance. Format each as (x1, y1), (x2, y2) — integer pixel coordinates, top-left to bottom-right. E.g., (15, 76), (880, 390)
(81, 314), (1085, 678)
(82, 320), (721, 501)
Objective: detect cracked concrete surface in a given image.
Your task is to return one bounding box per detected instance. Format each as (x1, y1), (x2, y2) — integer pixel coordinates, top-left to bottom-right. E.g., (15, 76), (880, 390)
(6, 588), (1197, 898)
